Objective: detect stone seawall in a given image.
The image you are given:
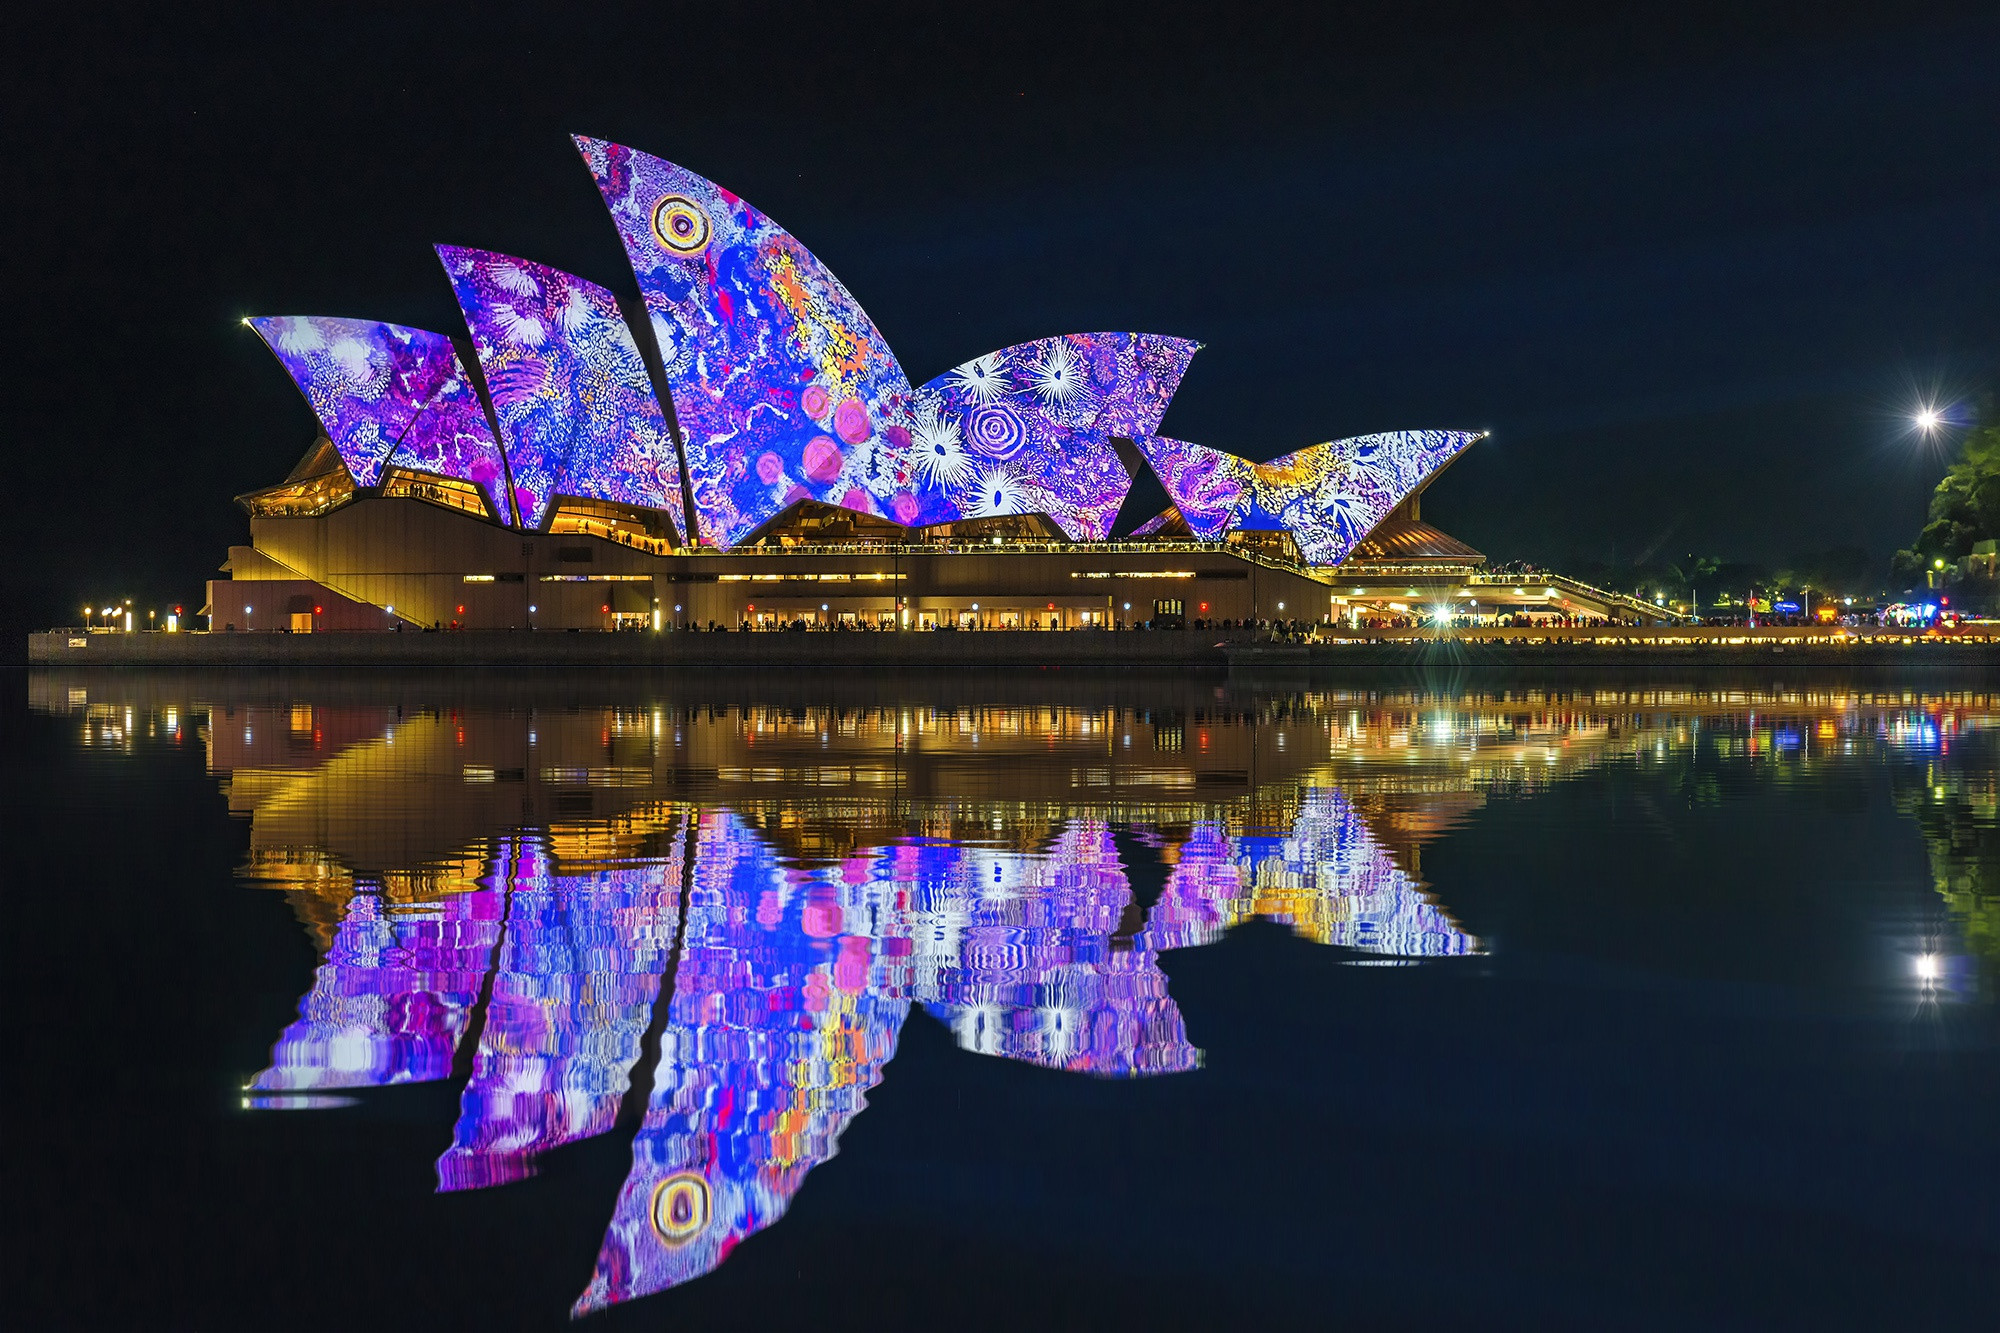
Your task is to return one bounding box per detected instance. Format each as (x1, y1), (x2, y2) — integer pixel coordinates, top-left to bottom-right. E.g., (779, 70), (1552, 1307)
(25, 629), (2000, 673)
(1225, 640), (2000, 673)
(26, 628), (1246, 670)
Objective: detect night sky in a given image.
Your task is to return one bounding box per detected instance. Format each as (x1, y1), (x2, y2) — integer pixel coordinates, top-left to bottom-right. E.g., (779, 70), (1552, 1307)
(6, 2), (1997, 638)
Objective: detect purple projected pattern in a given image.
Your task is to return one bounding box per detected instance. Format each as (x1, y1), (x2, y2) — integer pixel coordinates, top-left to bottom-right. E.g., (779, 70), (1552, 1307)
(381, 342), (514, 525)
(251, 883), (504, 1092)
(907, 335), (1198, 541)
(436, 834), (686, 1191)
(1235, 431), (1483, 565)
(1140, 788), (1478, 957)
(1132, 436), (1256, 539)
(246, 779), (1469, 1308)
(576, 137), (919, 545)
(577, 137), (1200, 544)
(573, 810), (912, 1315)
(574, 813), (1195, 1313)
(249, 316), (464, 488)
(1135, 430), (1484, 564)
(437, 245), (685, 536)
(893, 821), (1197, 1076)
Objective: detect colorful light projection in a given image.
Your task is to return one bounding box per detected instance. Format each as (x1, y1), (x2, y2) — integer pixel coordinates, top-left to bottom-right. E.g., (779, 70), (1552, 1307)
(248, 316), (472, 489)
(435, 833), (687, 1191)
(436, 245), (685, 536)
(575, 815), (1201, 1313)
(1131, 436), (1256, 539)
(575, 136), (920, 546)
(889, 821), (1198, 1076)
(576, 137), (1199, 545)
(907, 334), (1199, 541)
(381, 344), (514, 525)
(1139, 788), (1478, 958)
(572, 809), (912, 1315)
(1133, 430), (1483, 564)
(244, 766), (1471, 1309)
(1235, 431), (1482, 566)
(251, 882), (504, 1093)
(250, 145), (1482, 553)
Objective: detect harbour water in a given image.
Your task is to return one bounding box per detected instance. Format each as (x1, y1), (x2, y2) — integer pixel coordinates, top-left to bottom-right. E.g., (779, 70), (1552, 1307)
(7, 672), (1997, 1329)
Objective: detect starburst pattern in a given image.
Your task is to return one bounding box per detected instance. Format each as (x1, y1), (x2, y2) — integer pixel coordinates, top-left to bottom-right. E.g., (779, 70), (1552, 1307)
(947, 351), (1010, 405)
(910, 405), (975, 488)
(966, 465), (1029, 517)
(1029, 339), (1084, 407)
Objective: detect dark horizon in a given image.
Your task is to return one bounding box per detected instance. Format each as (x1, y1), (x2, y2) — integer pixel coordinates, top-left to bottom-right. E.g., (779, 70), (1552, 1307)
(6, 2), (1997, 636)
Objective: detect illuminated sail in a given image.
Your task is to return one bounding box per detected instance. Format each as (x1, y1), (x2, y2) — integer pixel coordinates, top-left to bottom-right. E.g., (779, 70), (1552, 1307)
(437, 245), (684, 536)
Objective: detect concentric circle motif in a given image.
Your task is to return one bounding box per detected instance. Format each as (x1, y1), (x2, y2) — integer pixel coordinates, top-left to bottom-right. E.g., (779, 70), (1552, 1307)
(833, 399), (872, 445)
(650, 1172), (712, 1245)
(651, 195), (712, 257)
(965, 405), (1028, 460)
(802, 435), (845, 484)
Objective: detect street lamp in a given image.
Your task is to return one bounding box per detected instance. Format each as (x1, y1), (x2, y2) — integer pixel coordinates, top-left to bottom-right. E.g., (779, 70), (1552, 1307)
(1915, 406), (1941, 433)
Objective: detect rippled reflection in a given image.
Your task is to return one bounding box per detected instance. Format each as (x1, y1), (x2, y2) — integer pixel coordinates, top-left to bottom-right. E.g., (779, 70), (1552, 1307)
(253, 878), (502, 1094)
(440, 836), (688, 1191)
(31, 674), (1998, 1314)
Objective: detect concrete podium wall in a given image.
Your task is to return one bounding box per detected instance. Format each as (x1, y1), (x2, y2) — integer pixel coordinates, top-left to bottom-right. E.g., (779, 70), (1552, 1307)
(27, 627), (1999, 673)
(26, 628), (1248, 670)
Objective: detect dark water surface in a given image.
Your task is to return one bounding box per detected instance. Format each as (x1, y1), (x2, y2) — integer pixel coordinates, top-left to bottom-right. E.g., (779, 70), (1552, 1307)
(7, 671), (1997, 1330)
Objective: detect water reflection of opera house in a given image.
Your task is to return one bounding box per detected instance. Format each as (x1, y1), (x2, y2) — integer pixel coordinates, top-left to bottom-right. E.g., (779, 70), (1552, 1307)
(38, 679), (1738, 1314)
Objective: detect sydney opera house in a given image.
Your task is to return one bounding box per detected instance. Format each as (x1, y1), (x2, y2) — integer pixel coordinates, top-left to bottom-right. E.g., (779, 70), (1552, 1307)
(213, 136), (1645, 633)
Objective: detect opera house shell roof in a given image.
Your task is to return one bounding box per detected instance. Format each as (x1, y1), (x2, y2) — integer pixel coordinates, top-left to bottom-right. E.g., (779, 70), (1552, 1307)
(251, 137), (1483, 566)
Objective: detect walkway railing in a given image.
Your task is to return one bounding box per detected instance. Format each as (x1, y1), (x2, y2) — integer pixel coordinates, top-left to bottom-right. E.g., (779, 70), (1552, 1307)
(1462, 571), (1682, 620)
(558, 527), (1328, 580)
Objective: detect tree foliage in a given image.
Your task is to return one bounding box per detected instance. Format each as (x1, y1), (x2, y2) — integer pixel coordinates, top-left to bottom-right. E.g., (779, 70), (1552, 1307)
(1894, 405), (2000, 580)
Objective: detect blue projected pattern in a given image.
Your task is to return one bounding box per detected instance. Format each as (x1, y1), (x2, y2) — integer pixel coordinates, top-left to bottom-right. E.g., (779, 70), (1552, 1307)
(1136, 430), (1486, 564)
(577, 137), (1201, 545)
(249, 316), (464, 489)
(438, 246), (685, 536)
(247, 138), (1482, 561)
(254, 789), (1472, 1312)
(906, 334), (1198, 541)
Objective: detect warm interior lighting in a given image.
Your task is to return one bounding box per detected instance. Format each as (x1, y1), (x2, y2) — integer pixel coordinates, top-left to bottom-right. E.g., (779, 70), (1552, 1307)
(1068, 570), (1195, 579)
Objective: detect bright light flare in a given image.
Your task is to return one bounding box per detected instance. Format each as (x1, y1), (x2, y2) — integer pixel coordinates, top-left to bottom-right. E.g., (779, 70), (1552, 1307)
(1914, 406), (1941, 433)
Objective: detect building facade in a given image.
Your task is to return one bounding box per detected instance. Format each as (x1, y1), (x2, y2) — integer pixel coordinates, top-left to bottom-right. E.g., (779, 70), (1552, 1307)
(211, 137), (1661, 631)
